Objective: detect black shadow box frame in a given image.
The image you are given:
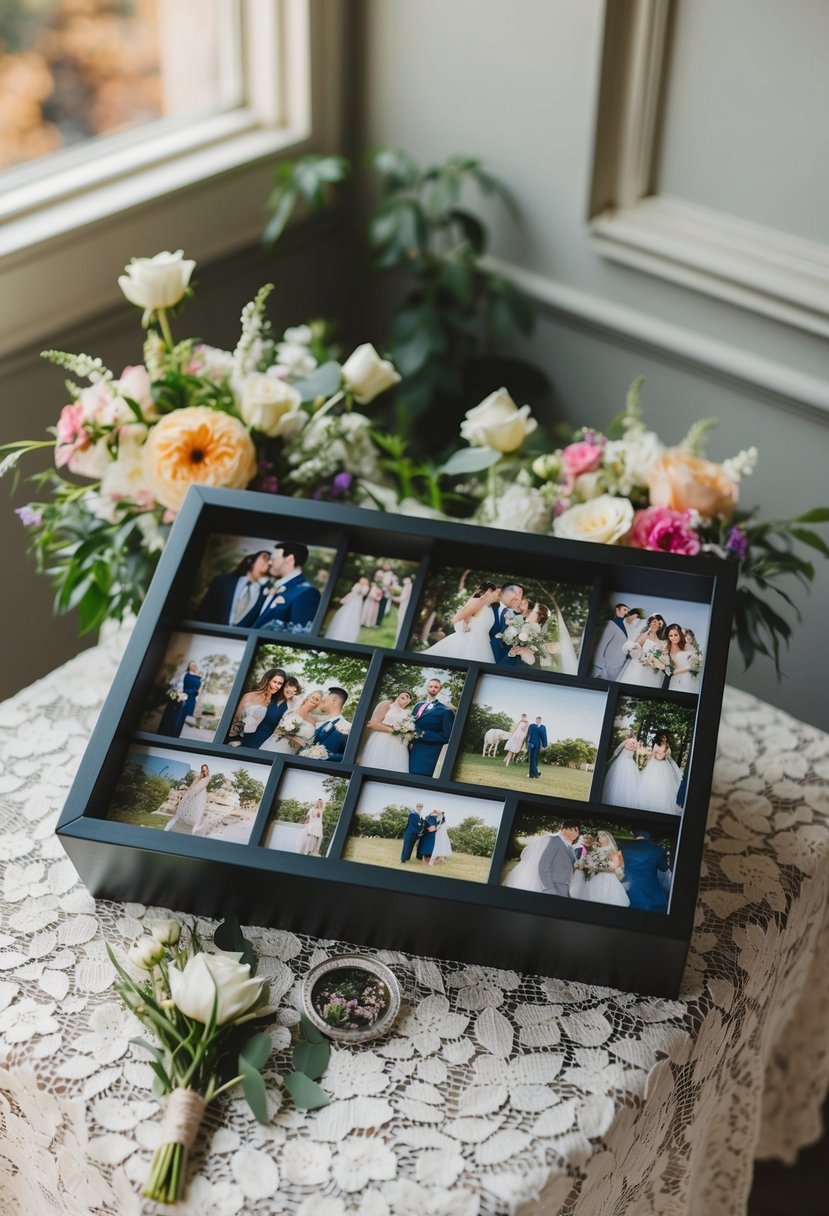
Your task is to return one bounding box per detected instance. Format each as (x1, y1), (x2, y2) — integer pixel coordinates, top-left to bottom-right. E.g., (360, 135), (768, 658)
(56, 487), (737, 997)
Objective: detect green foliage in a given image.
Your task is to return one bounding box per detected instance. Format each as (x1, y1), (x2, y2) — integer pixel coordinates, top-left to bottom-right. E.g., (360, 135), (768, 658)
(251, 645), (369, 721)
(109, 760), (174, 816)
(230, 768), (266, 807)
(375, 661), (466, 710)
(213, 916), (257, 971)
(447, 815), (497, 857)
(544, 738), (597, 767)
(262, 147), (538, 422)
(462, 703), (515, 753)
(614, 696), (695, 769)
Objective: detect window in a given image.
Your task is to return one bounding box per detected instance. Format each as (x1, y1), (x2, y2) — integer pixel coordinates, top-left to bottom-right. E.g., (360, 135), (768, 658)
(0, 0), (344, 357)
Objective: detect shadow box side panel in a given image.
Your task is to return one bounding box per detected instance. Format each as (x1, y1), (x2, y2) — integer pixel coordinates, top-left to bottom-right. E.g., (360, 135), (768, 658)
(57, 823), (689, 998)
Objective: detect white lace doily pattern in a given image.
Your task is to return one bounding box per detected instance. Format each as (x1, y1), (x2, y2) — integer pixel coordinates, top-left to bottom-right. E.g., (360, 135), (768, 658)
(1, 628), (828, 1216)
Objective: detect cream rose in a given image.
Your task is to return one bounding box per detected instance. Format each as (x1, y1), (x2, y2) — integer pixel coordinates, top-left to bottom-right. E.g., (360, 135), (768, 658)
(553, 495), (634, 544)
(341, 343), (401, 404)
(460, 388), (538, 453)
(118, 250), (196, 313)
(648, 448), (738, 520)
(167, 951), (265, 1025)
(142, 406), (257, 511)
(239, 373), (304, 438)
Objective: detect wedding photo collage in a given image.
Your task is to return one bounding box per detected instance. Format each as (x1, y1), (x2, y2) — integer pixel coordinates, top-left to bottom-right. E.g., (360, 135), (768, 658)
(105, 527), (713, 918)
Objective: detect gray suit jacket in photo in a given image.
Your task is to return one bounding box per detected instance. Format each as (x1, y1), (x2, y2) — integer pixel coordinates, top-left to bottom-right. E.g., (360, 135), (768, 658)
(591, 618), (629, 681)
(539, 835), (575, 897)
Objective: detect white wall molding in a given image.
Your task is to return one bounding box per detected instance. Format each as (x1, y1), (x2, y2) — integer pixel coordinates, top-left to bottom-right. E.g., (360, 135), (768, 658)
(485, 255), (829, 420)
(589, 0), (829, 340)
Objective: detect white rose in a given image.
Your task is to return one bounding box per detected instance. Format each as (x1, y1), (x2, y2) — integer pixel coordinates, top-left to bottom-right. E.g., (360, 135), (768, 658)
(571, 470), (605, 502)
(167, 951), (265, 1026)
(341, 343), (401, 404)
(460, 388), (538, 453)
(118, 250), (196, 313)
(128, 937), (164, 971)
(239, 373), (305, 438)
(486, 482), (551, 534)
(552, 495), (634, 545)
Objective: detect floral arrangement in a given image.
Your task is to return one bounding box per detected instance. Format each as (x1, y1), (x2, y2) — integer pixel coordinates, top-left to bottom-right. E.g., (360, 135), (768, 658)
(313, 967), (391, 1031)
(3, 249), (827, 672)
(574, 848), (617, 880)
(498, 615), (551, 667)
(165, 687), (187, 702)
(643, 646), (672, 675)
(107, 915), (330, 1204)
(298, 743), (330, 760)
(391, 713), (417, 738)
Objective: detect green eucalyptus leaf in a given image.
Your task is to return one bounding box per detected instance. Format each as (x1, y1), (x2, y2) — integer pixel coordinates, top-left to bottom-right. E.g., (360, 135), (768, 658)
(299, 1013), (324, 1045)
(293, 1037), (330, 1081)
(239, 1057), (269, 1124)
(240, 1032), (272, 1072)
(213, 915), (256, 972)
(283, 1070), (330, 1111)
(789, 527), (829, 558)
(292, 360), (342, 403)
(441, 446), (502, 476)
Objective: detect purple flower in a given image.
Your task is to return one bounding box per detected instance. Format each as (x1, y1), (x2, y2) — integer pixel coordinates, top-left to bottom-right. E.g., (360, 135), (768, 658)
(15, 506), (42, 527)
(726, 526), (749, 559)
(331, 471), (354, 499)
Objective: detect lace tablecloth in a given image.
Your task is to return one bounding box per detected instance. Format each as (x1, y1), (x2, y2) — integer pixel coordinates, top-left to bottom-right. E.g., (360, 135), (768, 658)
(1, 628), (828, 1216)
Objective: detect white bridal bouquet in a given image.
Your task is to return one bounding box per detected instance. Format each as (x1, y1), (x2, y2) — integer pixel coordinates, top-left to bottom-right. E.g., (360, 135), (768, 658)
(108, 916), (330, 1204)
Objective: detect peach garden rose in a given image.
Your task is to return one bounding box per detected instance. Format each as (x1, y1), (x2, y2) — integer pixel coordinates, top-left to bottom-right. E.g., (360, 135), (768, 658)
(647, 448), (738, 521)
(142, 406), (258, 512)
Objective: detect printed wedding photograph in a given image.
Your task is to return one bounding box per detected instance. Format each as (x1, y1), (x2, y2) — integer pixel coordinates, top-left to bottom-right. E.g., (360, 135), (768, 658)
(501, 806), (678, 913)
(227, 642), (370, 760)
(322, 552), (421, 648)
(357, 661), (466, 779)
(408, 564), (591, 674)
(106, 745), (268, 843)
(261, 768), (349, 858)
(590, 591), (712, 694)
(453, 674), (607, 798)
(187, 533), (338, 633)
(138, 631), (246, 741)
(342, 780), (505, 883)
(601, 695), (696, 816)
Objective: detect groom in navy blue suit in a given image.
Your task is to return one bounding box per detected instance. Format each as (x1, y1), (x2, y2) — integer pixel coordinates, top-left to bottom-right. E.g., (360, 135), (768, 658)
(312, 688), (350, 762)
(489, 583), (524, 666)
(400, 802), (425, 862)
(194, 549), (271, 626)
(251, 543), (321, 633)
(409, 678), (455, 777)
(620, 830), (670, 912)
(526, 715), (548, 778)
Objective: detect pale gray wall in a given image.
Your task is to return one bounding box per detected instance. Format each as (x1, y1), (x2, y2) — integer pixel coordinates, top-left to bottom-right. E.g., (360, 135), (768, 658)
(357, 0), (829, 730)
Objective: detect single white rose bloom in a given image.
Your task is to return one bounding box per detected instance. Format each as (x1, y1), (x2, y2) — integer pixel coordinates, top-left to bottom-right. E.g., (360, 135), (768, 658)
(485, 482), (551, 534)
(151, 920), (181, 946)
(341, 343), (401, 404)
(118, 250), (196, 313)
(128, 937), (165, 971)
(571, 470), (605, 502)
(239, 373), (305, 438)
(167, 951), (265, 1026)
(460, 388), (538, 453)
(553, 495), (634, 544)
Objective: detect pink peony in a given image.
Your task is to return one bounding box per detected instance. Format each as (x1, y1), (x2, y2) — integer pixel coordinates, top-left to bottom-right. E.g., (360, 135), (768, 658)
(561, 441), (603, 477)
(628, 507), (701, 556)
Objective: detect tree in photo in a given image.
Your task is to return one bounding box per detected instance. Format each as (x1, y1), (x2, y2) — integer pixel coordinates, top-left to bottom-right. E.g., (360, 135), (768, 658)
(614, 697), (695, 769)
(376, 662), (465, 710)
(461, 702), (515, 753)
(109, 761), (173, 817)
(251, 644), (369, 721)
(544, 738), (597, 768)
(271, 774), (348, 854)
(230, 768), (265, 807)
(447, 816), (497, 857)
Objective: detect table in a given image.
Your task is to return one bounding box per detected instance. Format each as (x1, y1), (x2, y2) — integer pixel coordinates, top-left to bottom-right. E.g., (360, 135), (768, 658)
(1, 627), (828, 1216)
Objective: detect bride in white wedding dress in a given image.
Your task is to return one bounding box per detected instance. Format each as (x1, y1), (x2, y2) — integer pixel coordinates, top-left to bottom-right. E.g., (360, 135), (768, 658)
(261, 690), (323, 754)
(164, 764), (210, 835)
(325, 577), (371, 643)
(504, 835), (548, 891)
(638, 732), (683, 813)
(359, 691), (414, 772)
(569, 831), (630, 907)
(421, 582), (501, 662)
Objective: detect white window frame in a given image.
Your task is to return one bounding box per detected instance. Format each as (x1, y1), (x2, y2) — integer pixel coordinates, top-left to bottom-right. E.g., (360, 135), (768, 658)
(588, 0), (829, 341)
(0, 0), (345, 358)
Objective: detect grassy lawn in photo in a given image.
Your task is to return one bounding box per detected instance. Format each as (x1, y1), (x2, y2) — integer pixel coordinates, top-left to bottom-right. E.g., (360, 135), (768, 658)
(108, 807), (170, 829)
(356, 609), (400, 650)
(453, 752), (594, 800)
(342, 835), (491, 883)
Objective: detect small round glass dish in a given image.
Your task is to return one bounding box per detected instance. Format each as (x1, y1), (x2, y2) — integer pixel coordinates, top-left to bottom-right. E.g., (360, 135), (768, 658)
(301, 954), (402, 1044)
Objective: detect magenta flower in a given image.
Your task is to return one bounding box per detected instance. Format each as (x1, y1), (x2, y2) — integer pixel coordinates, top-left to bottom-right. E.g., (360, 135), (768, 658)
(629, 506), (701, 556)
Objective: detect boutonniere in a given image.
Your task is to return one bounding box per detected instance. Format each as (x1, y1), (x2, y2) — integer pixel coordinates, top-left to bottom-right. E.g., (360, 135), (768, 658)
(271, 595), (286, 605)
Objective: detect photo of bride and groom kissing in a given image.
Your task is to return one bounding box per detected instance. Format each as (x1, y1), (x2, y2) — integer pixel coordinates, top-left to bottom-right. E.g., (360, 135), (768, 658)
(409, 565), (590, 675)
(226, 644), (369, 761)
(503, 813), (676, 914)
(190, 533), (337, 634)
